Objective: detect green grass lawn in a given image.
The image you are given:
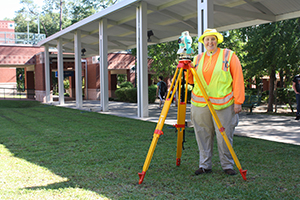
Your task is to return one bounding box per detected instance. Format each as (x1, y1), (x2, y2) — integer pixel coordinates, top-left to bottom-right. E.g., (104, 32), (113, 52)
(0, 100), (299, 199)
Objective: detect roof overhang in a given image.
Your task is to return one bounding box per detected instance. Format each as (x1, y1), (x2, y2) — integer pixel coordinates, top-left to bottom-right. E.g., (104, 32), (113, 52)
(37, 0), (300, 57)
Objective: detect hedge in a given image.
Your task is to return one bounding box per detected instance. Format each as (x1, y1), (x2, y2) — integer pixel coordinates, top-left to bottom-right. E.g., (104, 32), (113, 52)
(115, 85), (157, 103)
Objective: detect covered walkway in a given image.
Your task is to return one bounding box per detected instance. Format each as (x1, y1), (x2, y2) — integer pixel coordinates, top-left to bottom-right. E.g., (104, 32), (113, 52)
(37, 0), (300, 119)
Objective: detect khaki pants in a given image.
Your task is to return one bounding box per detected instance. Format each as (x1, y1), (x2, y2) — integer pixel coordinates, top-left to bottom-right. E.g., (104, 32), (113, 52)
(191, 104), (239, 170)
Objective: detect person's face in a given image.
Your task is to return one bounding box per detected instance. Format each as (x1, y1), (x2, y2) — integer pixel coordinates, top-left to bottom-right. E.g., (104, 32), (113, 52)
(203, 35), (218, 53)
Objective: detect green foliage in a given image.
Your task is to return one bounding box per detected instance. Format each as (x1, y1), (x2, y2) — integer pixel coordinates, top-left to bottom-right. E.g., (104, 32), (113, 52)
(276, 87), (296, 105)
(119, 81), (133, 89)
(245, 88), (260, 96)
(240, 19), (300, 81)
(148, 85), (157, 103)
(13, 0), (120, 37)
(117, 74), (126, 84)
(219, 29), (246, 67)
(115, 85), (157, 103)
(16, 68), (25, 91)
(63, 79), (69, 89)
(70, 0), (97, 24)
(132, 35), (199, 82)
(147, 40), (180, 79)
(125, 88), (137, 103)
(115, 87), (127, 101)
(70, 0), (120, 23)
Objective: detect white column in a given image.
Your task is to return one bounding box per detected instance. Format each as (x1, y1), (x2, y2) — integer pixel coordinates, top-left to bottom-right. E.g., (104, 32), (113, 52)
(57, 37), (65, 105)
(44, 44), (51, 103)
(99, 18), (109, 112)
(197, 0), (214, 53)
(136, 1), (148, 118)
(74, 29), (82, 108)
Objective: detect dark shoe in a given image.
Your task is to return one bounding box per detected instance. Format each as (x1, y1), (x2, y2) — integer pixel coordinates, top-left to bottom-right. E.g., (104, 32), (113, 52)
(224, 169), (237, 175)
(195, 168), (212, 175)
(295, 116), (300, 120)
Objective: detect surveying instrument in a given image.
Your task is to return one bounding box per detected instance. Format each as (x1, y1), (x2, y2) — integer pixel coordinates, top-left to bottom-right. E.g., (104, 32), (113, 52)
(138, 31), (247, 184)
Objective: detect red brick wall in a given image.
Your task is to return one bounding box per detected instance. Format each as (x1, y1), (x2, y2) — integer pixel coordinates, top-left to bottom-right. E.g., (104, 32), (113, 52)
(0, 21), (15, 44)
(0, 21), (15, 32)
(86, 58), (99, 89)
(0, 68), (16, 83)
(35, 63), (45, 91)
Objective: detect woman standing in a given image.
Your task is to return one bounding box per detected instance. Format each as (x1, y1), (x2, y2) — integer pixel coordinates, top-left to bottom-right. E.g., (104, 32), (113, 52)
(187, 29), (245, 176)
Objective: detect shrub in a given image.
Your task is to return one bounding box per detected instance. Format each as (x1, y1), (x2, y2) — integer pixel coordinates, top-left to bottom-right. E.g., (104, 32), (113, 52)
(119, 81), (133, 89)
(115, 88), (128, 102)
(148, 85), (157, 103)
(276, 88), (295, 105)
(125, 88), (137, 103)
(115, 85), (157, 103)
(245, 88), (260, 95)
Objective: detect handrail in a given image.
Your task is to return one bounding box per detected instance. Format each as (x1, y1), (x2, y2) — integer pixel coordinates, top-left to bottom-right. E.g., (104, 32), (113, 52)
(0, 32), (46, 45)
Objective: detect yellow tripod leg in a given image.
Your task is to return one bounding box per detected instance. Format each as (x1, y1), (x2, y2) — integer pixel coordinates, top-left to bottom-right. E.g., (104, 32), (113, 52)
(190, 67), (247, 181)
(138, 68), (179, 184)
(175, 102), (186, 166)
(175, 69), (189, 166)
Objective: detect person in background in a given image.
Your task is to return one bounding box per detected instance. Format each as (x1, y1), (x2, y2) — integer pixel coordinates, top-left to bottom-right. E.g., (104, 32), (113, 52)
(187, 29), (245, 176)
(292, 74), (300, 120)
(156, 76), (167, 109)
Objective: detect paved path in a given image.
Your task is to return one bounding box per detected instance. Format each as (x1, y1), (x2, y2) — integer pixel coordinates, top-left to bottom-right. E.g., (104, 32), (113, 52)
(51, 100), (300, 146)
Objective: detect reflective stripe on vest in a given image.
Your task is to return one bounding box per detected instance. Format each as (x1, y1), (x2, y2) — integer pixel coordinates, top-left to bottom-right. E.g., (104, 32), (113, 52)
(191, 48), (234, 110)
(191, 91), (234, 105)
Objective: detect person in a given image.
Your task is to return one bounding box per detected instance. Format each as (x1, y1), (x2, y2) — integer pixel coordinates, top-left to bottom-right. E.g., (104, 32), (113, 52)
(156, 76), (167, 109)
(292, 74), (300, 120)
(187, 29), (245, 176)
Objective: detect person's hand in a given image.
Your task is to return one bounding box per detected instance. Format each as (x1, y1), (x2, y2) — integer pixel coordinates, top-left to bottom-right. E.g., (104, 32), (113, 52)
(234, 104), (242, 114)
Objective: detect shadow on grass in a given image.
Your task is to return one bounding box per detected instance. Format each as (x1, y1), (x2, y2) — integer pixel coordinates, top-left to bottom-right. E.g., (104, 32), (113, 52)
(1, 100), (300, 199)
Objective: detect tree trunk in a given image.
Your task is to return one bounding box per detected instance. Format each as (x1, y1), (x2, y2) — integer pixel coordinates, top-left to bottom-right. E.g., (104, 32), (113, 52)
(279, 70), (284, 88)
(60, 0), (63, 31)
(41, 21), (48, 37)
(267, 68), (276, 112)
(274, 85), (277, 113)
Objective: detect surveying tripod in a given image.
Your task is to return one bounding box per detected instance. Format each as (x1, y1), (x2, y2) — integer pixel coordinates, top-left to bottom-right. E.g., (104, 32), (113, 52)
(138, 58), (247, 184)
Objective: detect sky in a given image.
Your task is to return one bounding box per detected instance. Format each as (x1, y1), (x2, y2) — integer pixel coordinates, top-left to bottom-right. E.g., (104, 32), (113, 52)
(0, 0), (44, 20)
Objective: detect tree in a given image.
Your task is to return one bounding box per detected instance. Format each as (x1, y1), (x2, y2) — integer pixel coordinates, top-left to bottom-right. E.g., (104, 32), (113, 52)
(219, 29), (246, 63)
(240, 18), (300, 112)
(70, 0), (120, 24)
(147, 41), (179, 79)
(14, 0), (72, 36)
(13, 0), (120, 37)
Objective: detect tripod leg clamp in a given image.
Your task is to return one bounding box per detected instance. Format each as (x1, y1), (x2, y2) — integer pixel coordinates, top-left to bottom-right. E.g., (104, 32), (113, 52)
(154, 129), (164, 135)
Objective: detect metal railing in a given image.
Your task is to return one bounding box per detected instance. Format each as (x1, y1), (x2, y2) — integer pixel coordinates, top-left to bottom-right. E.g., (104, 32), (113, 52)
(0, 32), (46, 45)
(0, 87), (35, 100)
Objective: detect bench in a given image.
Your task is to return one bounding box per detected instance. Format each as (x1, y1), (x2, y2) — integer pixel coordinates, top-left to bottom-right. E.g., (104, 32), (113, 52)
(242, 95), (262, 114)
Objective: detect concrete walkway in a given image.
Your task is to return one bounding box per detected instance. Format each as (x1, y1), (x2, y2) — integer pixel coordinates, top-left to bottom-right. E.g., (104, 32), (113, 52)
(51, 100), (300, 146)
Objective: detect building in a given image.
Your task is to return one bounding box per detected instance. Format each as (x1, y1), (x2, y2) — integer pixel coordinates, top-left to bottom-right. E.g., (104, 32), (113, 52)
(0, 20), (17, 94)
(0, 20), (153, 101)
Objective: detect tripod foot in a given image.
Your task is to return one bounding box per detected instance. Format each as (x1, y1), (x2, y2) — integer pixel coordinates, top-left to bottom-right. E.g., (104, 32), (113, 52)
(138, 171), (146, 184)
(176, 158), (181, 166)
(239, 169), (247, 181)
